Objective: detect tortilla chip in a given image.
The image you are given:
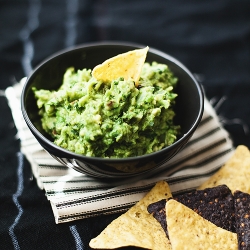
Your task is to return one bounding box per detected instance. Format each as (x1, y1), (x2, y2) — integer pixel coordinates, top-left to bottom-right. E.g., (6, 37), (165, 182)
(174, 185), (235, 232)
(89, 181), (172, 249)
(166, 199), (238, 250)
(234, 190), (250, 250)
(92, 46), (148, 86)
(148, 185), (235, 237)
(199, 145), (250, 193)
(147, 199), (168, 237)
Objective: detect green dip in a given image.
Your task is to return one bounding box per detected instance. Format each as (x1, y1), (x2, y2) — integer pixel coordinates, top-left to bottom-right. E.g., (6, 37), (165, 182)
(33, 62), (180, 158)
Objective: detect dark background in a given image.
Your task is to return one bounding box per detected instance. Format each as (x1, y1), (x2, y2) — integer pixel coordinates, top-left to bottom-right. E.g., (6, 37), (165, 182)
(1, 1), (250, 249)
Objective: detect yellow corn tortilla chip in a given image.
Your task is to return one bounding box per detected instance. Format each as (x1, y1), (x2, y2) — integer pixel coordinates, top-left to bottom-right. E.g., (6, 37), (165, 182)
(89, 180), (172, 250)
(92, 46), (148, 86)
(199, 145), (250, 193)
(166, 199), (238, 250)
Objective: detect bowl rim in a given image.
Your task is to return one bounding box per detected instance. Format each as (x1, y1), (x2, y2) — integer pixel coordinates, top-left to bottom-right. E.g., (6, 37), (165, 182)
(21, 41), (204, 163)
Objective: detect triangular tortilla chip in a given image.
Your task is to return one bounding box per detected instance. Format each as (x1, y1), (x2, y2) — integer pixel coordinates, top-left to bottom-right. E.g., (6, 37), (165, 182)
(175, 185), (235, 232)
(166, 199), (238, 250)
(234, 190), (250, 249)
(199, 145), (250, 193)
(147, 199), (168, 237)
(92, 46), (148, 86)
(148, 185), (235, 237)
(89, 181), (172, 250)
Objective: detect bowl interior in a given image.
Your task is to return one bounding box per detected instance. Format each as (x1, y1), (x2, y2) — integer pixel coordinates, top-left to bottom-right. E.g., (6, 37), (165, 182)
(23, 42), (203, 157)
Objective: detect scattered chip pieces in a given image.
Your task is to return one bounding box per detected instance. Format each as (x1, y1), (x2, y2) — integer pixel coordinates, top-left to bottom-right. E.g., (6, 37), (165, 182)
(166, 199), (238, 250)
(92, 46), (148, 86)
(174, 185), (235, 232)
(234, 190), (250, 250)
(89, 181), (172, 249)
(199, 145), (250, 193)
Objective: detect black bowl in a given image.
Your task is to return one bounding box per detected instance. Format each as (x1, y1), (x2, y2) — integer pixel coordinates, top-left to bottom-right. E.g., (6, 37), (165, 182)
(21, 41), (204, 180)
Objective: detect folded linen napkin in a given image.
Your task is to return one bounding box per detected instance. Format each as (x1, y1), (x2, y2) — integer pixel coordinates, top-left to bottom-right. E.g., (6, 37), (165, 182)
(6, 78), (234, 224)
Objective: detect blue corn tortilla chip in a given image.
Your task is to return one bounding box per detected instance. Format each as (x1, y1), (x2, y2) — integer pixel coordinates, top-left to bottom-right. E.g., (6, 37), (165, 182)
(147, 185), (235, 235)
(175, 184), (235, 232)
(234, 190), (250, 250)
(147, 199), (168, 237)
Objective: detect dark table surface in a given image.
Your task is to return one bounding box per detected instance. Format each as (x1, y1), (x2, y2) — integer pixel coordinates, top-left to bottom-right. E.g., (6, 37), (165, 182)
(1, 1), (250, 249)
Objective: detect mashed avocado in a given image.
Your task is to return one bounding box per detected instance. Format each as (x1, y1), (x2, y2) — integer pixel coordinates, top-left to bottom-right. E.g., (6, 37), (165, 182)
(33, 62), (180, 158)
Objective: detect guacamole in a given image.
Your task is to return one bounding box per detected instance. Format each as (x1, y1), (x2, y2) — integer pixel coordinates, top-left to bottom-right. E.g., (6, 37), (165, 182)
(33, 62), (180, 158)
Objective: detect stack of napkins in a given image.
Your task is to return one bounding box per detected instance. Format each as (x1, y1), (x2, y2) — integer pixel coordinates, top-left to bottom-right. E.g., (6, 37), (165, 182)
(5, 79), (233, 224)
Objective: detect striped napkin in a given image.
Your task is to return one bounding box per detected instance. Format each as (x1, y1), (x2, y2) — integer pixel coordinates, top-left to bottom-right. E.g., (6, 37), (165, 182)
(6, 78), (234, 224)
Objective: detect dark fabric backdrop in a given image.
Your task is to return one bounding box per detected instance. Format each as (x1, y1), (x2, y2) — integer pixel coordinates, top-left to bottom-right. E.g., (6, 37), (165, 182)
(1, 1), (250, 249)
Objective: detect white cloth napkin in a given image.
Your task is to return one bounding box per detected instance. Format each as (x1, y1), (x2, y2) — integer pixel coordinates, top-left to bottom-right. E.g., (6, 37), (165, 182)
(6, 78), (234, 224)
